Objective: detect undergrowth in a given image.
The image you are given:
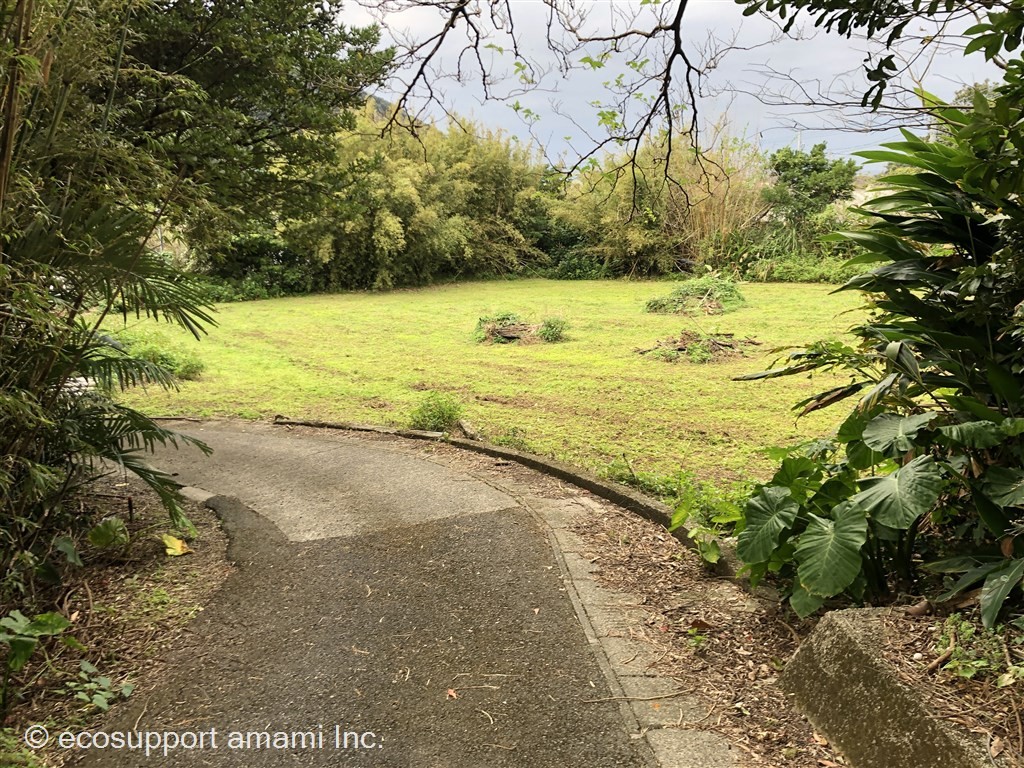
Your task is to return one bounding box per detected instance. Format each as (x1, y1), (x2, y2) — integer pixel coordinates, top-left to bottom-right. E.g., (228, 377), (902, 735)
(645, 273), (746, 315)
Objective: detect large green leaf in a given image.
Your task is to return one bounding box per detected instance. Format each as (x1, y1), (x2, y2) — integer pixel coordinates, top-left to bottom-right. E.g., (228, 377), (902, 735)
(789, 585), (825, 619)
(980, 559), (1024, 629)
(795, 505), (868, 598)
(982, 467), (1024, 508)
(23, 612), (72, 638)
(862, 412), (938, 454)
(850, 456), (943, 529)
(937, 420), (1003, 449)
(736, 486), (799, 564)
(6, 637), (38, 673)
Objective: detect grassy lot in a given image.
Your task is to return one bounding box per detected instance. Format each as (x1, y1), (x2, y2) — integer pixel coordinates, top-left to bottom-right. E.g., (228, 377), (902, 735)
(122, 279), (862, 486)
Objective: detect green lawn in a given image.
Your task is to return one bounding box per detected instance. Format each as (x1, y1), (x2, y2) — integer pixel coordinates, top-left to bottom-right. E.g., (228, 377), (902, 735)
(123, 279), (863, 485)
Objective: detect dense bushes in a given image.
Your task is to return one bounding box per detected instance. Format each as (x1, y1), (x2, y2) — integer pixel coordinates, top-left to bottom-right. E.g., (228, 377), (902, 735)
(186, 111), (860, 294)
(196, 234), (324, 301)
(731, 1), (1024, 626)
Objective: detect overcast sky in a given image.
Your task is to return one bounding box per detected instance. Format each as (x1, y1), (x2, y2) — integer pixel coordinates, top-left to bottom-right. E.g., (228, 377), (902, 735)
(347, 0), (1001, 166)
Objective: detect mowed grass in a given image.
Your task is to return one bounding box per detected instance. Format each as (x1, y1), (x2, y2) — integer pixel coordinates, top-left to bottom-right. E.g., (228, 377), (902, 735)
(122, 279), (863, 485)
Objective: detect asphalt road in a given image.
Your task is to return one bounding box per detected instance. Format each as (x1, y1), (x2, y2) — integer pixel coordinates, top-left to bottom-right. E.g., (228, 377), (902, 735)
(72, 421), (651, 768)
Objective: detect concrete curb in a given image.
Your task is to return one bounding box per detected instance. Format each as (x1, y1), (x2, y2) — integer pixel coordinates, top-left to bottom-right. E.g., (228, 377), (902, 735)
(781, 608), (1009, 768)
(269, 416), (738, 577)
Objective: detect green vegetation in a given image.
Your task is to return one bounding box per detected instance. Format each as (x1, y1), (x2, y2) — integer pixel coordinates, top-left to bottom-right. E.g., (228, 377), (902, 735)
(645, 273), (746, 315)
(189, 109), (861, 297)
(537, 317), (569, 343)
(120, 281), (860, 483)
(408, 392), (464, 432)
(57, 660), (134, 713)
(734, 0), (1024, 626)
(112, 327), (206, 382)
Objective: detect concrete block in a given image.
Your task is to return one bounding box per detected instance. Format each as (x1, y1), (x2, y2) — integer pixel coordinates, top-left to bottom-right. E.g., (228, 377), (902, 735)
(781, 608), (1007, 768)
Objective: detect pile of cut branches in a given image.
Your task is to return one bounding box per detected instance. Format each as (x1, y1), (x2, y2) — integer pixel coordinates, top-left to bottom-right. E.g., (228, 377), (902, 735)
(474, 313), (567, 344)
(635, 330), (760, 363)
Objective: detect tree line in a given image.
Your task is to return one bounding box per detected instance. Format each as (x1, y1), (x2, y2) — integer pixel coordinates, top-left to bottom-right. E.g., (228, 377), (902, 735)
(195, 107), (860, 299)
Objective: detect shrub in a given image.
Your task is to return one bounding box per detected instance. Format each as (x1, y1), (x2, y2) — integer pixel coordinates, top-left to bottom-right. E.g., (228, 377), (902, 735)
(113, 328), (205, 381)
(645, 273), (745, 314)
(545, 250), (606, 280)
(408, 392), (463, 432)
(744, 254), (862, 284)
(537, 317), (568, 342)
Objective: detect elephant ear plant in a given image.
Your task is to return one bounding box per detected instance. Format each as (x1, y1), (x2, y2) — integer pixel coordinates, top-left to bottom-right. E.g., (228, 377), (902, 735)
(734, 83), (1024, 625)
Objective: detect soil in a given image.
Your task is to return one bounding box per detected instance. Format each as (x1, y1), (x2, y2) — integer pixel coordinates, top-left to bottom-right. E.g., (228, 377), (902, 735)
(3, 475), (231, 766)
(879, 609), (1024, 765)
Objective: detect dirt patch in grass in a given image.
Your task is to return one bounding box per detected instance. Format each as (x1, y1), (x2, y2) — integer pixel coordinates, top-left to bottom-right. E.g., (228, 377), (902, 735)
(3, 478), (230, 766)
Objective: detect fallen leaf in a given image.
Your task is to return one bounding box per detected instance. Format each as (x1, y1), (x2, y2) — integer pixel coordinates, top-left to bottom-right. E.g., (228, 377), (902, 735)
(161, 534), (192, 556)
(1001, 537), (1015, 558)
(991, 736), (1005, 758)
(905, 599), (931, 617)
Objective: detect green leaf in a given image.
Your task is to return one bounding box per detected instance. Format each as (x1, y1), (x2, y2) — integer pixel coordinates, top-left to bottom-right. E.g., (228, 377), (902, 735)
(862, 412), (938, 454)
(943, 395), (1005, 424)
(88, 518), (129, 549)
(980, 559), (1024, 629)
(795, 505), (868, 597)
(789, 585), (825, 618)
(55, 536), (83, 567)
(24, 612), (71, 637)
(6, 637), (37, 672)
(61, 635), (87, 652)
(973, 492), (1011, 537)
(850, 456), (943, 529)
(736, 486), (799, 564)
(982, 467), (1024, 508)
(987, 364), (1022, 405)
(923, 555), (995, 574)
(938, 420), (1003, 449)
(937, 560), (1006, 601)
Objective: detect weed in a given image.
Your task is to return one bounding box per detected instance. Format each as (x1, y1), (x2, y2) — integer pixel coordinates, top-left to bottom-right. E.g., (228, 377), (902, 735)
(686, 340), (714, 364)
(493, 427), (531, 451)
(58, 660), (133, 712)
(0, 726), (44, 767)
(686, 628), (708, 648)
(118, 280), (862, 483)
(474, 312), (522, 343)
(935, 614), (1012, 681)
(408, 392), (463, 432)
(113, 326), (205, 381)
(537, 317), (569, 342)
(1, 611), (72, 718)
